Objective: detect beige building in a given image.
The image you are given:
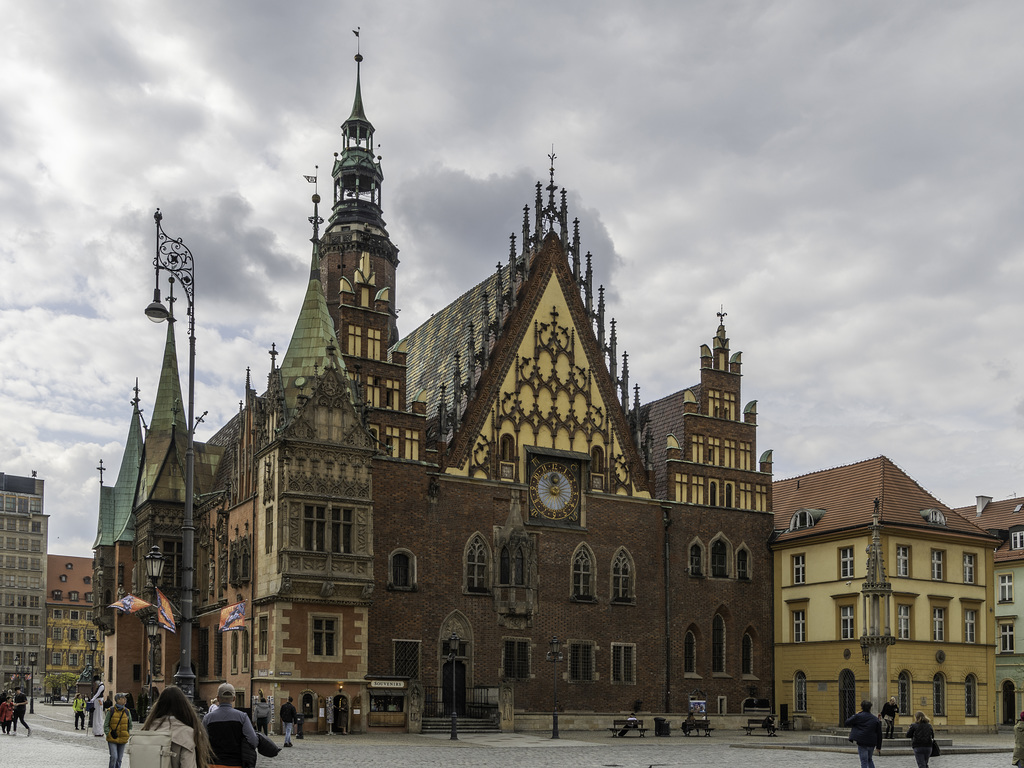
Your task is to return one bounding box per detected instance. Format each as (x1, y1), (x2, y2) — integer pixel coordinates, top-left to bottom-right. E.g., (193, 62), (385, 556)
(773, 457), (999, 731)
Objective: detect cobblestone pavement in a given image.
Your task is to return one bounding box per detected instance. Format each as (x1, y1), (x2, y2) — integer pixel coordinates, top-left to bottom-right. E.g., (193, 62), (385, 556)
(12, 705), (1014, 768)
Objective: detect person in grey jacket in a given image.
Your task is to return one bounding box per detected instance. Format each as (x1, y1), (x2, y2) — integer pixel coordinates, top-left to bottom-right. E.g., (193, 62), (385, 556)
(845, 699), (882, 768)
(253, 696), (272, 736)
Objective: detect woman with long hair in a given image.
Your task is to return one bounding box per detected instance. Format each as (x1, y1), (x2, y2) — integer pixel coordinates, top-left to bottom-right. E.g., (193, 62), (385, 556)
(906, 710), (935, 768)
(140, 686), (214, 768)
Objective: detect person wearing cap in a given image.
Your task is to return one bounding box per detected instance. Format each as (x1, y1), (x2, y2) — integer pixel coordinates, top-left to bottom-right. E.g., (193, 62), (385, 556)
(1014, 709), (1024, 767)
(202, 683), (257, 768)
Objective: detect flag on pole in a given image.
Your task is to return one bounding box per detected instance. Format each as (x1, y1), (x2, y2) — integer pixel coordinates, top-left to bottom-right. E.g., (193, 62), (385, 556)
(353, 28), (359, 37)
(303, 175), (316, 183)
(154, 588), (177, 633)
(219, 601), (246, 632)
(108, 594), (152, 614)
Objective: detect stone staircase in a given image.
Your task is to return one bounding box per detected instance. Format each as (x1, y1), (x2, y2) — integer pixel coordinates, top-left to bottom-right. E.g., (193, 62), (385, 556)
(421, 716), (501, 734)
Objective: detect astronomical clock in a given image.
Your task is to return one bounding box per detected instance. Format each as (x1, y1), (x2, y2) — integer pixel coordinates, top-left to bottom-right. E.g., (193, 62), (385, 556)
(526, 449), (584, 527)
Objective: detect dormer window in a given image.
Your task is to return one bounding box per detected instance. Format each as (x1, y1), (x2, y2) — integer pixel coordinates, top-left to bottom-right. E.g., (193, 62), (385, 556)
(1010, 529), (1024, 550)
(789, 508), (825, 531)
(921, 508), (947, 526)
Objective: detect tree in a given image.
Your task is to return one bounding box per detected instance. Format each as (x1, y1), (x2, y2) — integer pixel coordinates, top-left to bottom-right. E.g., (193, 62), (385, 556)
(45, 672), (81, 698)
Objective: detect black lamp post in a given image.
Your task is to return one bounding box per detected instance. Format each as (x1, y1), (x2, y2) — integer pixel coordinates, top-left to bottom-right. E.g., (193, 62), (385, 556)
(145, 617), (159, 695)
(144, 545), (165, 696)
(546, 636), (562, 739)
(13, 653), (22, 692)
(88, 632), (98, 675)
(448, 632), (460, 741)
(28, 652), (36, 714)
(145, 210), (198, 700)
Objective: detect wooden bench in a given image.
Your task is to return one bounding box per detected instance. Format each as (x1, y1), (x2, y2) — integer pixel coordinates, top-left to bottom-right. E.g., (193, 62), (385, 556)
(609, 719), (647, 737)
(743, 718), (777, 736)
(681, 718), (713, 736)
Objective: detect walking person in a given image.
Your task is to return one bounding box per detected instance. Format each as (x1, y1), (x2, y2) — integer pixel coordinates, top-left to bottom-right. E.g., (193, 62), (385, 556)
(280, 696), (296, 747)
(906, 710), (935, 768)
(0, 694), (13, 734)
(104, 692), (133, 768)
(879, 696), (897, 739)
(845, 699), (882, 768)
(1014, 709), (1024, 768)
(73, 692), (87, 730)
(202, 683), (257, 768)
(253, 696), (271, 736)
(89, 676), (106, 736)
(11, 686), (30, 736)
(139, 685), (214, 768)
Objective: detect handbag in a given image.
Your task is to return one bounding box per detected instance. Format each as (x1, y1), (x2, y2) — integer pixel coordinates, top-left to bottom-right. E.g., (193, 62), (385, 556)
(930, 739), (941, 757)
(86, 701), (94, 712)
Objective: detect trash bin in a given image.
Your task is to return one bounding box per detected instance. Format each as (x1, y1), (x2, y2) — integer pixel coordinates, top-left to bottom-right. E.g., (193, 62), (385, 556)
(295, 713), (304, 739)
(654, 717), (670, 736)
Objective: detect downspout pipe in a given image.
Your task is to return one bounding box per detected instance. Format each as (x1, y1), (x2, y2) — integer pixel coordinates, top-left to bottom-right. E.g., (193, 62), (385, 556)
(662, 505), (673, 713)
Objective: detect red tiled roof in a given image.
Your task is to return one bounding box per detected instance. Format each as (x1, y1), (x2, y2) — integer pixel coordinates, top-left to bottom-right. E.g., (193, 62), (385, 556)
(46, 554), (94, 600)
(773, 456), (997, 544)
(952, 496), (1023, 562)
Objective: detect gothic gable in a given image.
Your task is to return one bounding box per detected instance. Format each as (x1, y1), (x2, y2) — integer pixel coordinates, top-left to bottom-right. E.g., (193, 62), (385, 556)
(447, 233), (650, 499)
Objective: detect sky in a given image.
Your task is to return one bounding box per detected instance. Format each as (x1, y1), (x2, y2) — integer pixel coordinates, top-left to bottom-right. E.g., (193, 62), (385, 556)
(2, 1), (1024, 559)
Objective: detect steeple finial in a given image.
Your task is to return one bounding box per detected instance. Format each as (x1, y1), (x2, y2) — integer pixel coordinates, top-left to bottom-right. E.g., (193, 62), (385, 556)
(717, 305), (727, 327)
(97, 459), (105, 486)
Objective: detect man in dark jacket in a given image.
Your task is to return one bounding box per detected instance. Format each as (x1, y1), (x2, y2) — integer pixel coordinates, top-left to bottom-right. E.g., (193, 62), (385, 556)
(202, 683), (258, 768)
(846, 699), (882, 768)
(280, 696), (296, 747)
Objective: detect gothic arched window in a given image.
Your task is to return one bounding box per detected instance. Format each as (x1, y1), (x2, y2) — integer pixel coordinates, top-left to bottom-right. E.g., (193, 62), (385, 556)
(573, 547), (593, 599)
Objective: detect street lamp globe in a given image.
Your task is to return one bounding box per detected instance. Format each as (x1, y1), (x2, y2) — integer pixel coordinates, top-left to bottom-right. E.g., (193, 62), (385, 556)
(144, 545), (165, 584)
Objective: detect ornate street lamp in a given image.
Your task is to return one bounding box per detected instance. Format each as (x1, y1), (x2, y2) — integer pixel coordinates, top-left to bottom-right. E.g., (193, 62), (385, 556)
(546, 636), (563, 739)
(145, 210), (198, 700)
(448, 632), (460, 741)
(28, 652), (36, 714)
(146, 616), (159, 696)
(144, 545), (166, 586)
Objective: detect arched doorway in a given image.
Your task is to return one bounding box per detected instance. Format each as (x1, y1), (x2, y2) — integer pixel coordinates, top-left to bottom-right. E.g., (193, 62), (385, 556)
(1003, 680), (1016, 725)
(332, 694), (349, 734)
(442, 658), (466, 717)
(839, 669), (856, 725)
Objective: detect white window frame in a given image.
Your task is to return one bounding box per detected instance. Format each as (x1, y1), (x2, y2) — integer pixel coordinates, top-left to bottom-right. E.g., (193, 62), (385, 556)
(963, 553), (975, 584)
(793, 554), (806, 585)
(897, 604), (910, 640)
(840, 605), (855, 640)
(1001, 623), (1015, 654)
(793, 609), (806, 643)
(1012, 530), (1024, 550)
(964, 609), (976, 644)
(931, 550), (944, 581)
(1000, 573), (1014, 602)
(932, 607), (945, 642)
(839, 547), (854, 580)
(895, 545), (909, 578)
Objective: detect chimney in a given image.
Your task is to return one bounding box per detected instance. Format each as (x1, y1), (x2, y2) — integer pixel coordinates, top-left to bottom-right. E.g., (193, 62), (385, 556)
(976, 495), (992, 517)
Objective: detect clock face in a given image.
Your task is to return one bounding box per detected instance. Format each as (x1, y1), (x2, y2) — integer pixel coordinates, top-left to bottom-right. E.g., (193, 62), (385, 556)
(529, 461), (580, 521)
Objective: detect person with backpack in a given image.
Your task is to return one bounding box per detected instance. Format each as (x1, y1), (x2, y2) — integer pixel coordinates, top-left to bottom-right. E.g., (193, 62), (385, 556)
(134, 684), (213, 768)
(73, 692), (87, 730)
(252, 696), (271, 736)
(279, 697), (296, 747)
(104, 692), (133, 768)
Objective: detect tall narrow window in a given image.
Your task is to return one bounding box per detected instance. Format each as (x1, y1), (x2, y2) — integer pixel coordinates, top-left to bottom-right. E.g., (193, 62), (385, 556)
(964, 609), (976, 644)
(839, 547), (854, 580)
(684, 631), (696, 674)
(841, 605), (855, 640)
(466, 537), (488, 592)
(931, 550), (944, 581)
(932, 607), (945, 642)
(963, 553), (975, 584)
(612, 551), (633, 601)
(569, 642), (594, 683)
(897, 604), (910, 640)
(1000, 574), (1014, 602)
(500, 546), (511, 585)
(794, 671), (807, 712)
(573, 548), (593, 599)
(736, 549), (749, 580)
(895, 545), (909, 577)
(793, 610), (806, 643)
(391, 552), (411, 588)
(503, 639), (530, 680)
(1001, 623), (1015, 653)
(898, 671), (911, 715)
(712, 614), (726, 673)
(964, 674), (977, 717)
(611, 644), (635, 684)
(932, 673), (945, 716)
(513, 547), (525, 586)
(711, 540), (728, 578)
(312, 617), (336, 657)
(741, 633), (753, 675)
(689, 544), (703, 576)
(793, 554), (806, 585)
(258, 616), (268, 656)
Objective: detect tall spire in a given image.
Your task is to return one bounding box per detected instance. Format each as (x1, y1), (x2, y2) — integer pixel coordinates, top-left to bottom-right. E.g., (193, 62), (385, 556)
(95, 388), (145, 548)
(278, 195), (347, 416)
(149, 299), (187, 436)
(331, 43), (386, 230)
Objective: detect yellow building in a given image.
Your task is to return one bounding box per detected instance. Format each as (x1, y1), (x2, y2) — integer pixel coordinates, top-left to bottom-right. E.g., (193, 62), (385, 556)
(46, 555), (100, 698)
(772, 457), (998, 731)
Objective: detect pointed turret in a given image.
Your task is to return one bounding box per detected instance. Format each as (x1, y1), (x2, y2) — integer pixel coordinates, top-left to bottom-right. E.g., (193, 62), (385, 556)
(278, 196), (350, 420)
(149, 313), (187, 436)
(111, 390), (145, 543)
(330, 51), (386, 231)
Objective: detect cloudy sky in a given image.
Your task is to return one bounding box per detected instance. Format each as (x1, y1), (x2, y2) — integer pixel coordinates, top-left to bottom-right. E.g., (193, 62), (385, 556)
(3, 1), (1023, 558)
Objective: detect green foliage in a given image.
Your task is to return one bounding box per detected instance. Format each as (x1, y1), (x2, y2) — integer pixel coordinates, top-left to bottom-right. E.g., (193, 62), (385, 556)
(45, 672), (81, 695)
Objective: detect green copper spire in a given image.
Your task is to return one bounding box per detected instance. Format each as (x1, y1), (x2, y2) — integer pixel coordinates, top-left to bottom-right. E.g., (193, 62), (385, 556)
(348, 52), (368, 123)
(94, 386), (144, 548)
(278, 195), (346, 416)
(149, 309), (187, 436)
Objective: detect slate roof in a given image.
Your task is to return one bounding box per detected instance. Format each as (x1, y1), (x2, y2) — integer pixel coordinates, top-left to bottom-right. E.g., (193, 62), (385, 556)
(773, 455), (997, 544)
(642, 386), (700, 499)
(951, 496), (1024, 563)
(400, 265), (507, 430)
(95, 397), (144, 548)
